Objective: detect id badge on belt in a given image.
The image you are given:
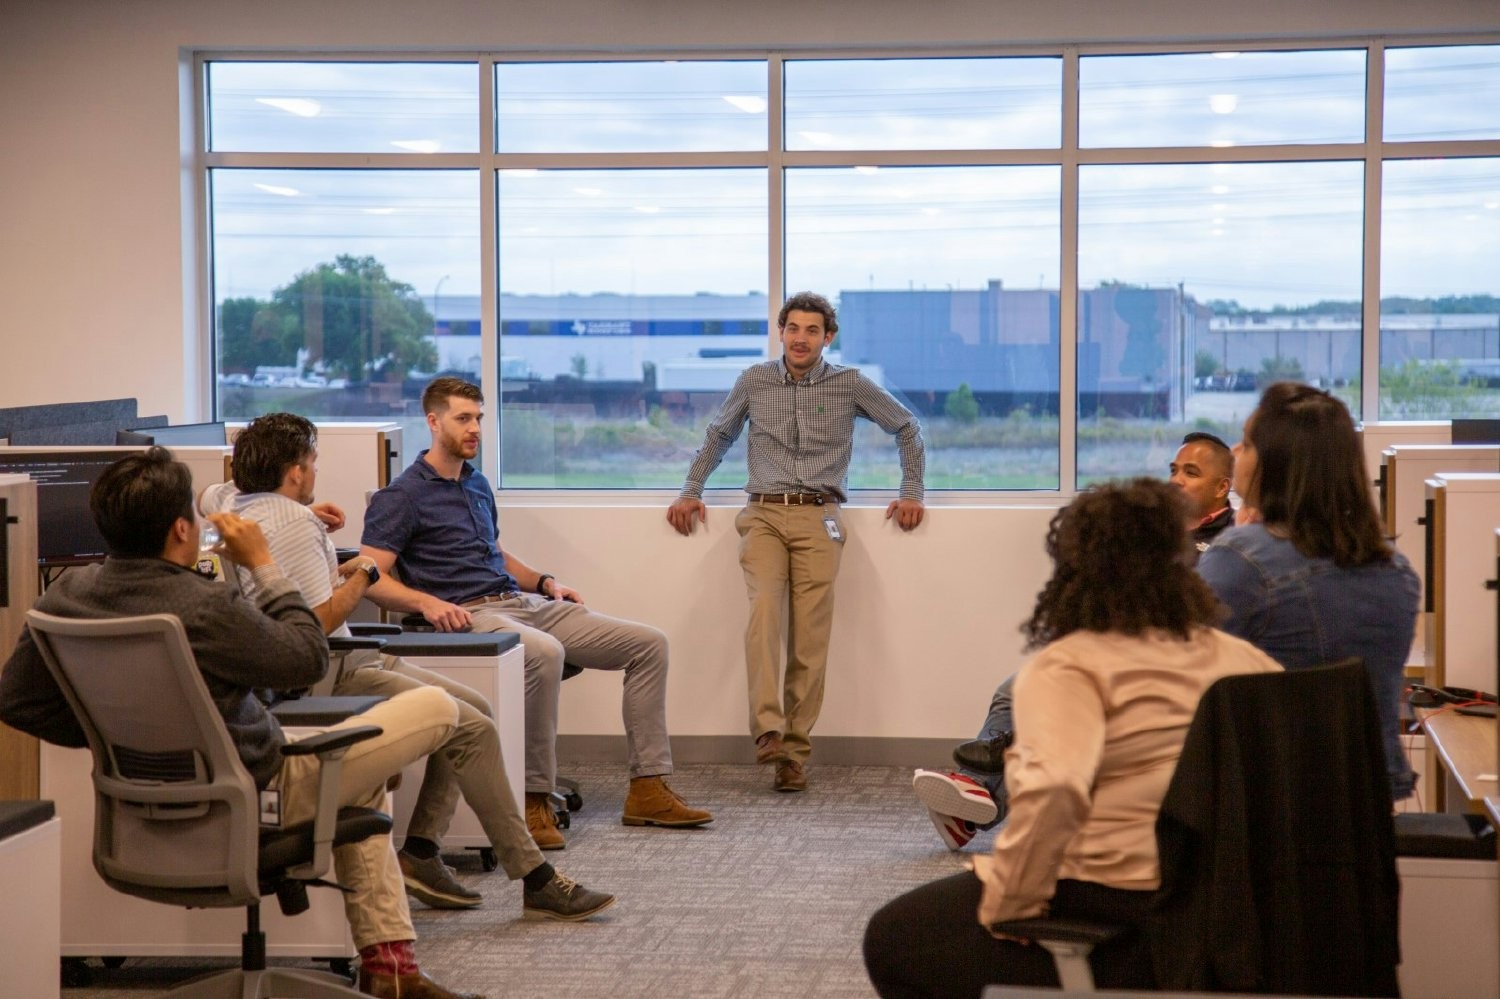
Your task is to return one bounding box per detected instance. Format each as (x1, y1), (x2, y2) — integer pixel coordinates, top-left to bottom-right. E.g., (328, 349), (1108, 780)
(823, 516), (843, 542)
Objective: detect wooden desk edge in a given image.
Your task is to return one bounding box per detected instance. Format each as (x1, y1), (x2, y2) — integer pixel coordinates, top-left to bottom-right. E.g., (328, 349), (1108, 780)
(1418, 707), (1498, 806)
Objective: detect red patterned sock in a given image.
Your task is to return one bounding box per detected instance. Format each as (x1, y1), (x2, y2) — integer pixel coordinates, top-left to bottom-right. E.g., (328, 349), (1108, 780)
(358, 939), (418, 977)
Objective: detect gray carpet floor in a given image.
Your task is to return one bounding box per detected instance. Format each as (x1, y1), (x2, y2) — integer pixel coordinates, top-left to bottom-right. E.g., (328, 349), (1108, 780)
(61, 762), (992, 997)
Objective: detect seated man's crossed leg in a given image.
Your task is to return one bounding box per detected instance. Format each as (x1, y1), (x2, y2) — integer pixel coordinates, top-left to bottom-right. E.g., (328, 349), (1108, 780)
(465, 594), (711, 847)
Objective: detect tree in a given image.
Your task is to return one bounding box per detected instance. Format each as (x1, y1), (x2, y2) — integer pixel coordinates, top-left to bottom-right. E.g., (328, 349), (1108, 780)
(217, 295), (298, 372)
(944, 382), (980, 423)
(1257, 355), (1304, 387)
(217, 254), (437, 381)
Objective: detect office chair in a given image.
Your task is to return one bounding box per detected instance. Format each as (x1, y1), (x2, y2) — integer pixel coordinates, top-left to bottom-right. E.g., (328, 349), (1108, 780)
(26, 610), (391, 998)
(992, 660), (1400, 996)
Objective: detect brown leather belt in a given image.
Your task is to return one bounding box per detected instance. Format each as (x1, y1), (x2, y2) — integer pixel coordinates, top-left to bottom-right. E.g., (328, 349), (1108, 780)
(461, 592), (521, 609)
(748, 492), (834, 506)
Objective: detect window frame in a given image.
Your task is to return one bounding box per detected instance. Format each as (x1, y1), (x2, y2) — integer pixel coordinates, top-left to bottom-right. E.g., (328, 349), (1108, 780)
(196, 35), (1500, 500)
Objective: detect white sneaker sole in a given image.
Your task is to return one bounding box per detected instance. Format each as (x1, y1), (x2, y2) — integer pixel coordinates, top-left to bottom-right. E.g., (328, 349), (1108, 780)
(912, 769), (998, 825)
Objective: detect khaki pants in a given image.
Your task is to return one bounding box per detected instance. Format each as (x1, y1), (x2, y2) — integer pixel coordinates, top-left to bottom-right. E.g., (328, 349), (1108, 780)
(333, 657), (545, 881)
(736, 502), (845, 764)
(272, 685), (457, 949)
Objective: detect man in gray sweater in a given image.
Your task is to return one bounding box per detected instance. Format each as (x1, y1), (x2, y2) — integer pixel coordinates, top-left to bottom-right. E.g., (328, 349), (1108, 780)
(0, 447), (481, 999)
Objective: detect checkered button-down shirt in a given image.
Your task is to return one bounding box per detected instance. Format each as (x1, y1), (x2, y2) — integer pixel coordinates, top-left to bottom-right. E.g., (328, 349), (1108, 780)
(679, 358), (925, 503)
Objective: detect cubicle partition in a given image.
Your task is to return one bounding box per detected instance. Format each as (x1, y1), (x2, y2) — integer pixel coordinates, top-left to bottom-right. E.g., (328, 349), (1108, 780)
(1424, 472), (1500, 695)
(1381, 445), (1500, 667)
(0, 474), (39, 800)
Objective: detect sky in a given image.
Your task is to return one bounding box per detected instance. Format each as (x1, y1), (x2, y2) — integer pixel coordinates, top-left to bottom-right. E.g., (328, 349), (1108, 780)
(206, 48), (1500, 311)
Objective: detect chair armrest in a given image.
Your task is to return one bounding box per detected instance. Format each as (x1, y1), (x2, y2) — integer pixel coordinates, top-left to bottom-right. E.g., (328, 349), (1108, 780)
(328, 636), (388, 652)
(988, 916), (1127, 992)
(272, 697), (387, 728)
(988, 916), (1127, 946)
(348, 623), (403, 637)
(280, 724), (384, 757)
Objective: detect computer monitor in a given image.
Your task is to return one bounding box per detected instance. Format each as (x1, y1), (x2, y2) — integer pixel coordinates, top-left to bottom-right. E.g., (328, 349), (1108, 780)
(115, 422), (228, 447)
(0, 449), (144, 566)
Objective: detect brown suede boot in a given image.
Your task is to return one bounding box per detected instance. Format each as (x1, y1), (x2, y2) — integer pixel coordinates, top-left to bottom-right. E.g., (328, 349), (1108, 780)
(358, 968), (485, 998)
(621, 776), (713, 827)
(525, 792), (566, 850)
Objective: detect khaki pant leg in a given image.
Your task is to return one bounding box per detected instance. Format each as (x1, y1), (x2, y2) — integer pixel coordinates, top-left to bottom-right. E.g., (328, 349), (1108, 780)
(736, 504), (791, 740)
(782, 503), (843, 763)
(273, 685), (457, 949)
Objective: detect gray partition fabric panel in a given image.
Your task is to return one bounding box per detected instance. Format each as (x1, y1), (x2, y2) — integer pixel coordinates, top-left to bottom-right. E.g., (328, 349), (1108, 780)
(0, 399), (139, 438)
(10, 420), (129, 445)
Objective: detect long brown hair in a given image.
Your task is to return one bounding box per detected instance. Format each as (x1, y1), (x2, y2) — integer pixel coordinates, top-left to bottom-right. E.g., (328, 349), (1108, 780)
(1022, 478), (1222, 650)
(1245, 381), (1391, 567)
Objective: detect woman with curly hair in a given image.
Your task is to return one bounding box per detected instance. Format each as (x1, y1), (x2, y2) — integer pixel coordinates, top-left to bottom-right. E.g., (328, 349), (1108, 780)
(1198, 381), (1420, 801)
(864, 478), (1281, 997)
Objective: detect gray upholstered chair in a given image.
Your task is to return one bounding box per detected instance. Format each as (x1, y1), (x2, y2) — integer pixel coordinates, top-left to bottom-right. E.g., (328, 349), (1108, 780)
(26, 609), (390, 998)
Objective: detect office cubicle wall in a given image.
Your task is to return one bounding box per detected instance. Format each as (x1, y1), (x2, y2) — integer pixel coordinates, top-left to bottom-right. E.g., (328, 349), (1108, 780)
(1382, 445), (1500, 667)
(0, 474), (39, 800)
(1425, 473), (1500, 694)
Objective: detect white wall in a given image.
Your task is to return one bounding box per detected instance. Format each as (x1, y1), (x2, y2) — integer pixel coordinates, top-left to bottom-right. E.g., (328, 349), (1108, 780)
(2, 0), (1497, 743)
(506, 501), (1057, 740)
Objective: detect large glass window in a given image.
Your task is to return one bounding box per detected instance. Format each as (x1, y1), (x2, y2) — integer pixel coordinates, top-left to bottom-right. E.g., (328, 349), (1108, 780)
(495, 168), (767, 487)
(1077, 161), (1364, 483)
(495, 61), (767, 153)
(208, 62), (479, 154)
(786, 166), (1061, 489)
(1385, 46), (1500, 142)
(211, 168), (479, 430)
(1379, 157), (1500, 419)
(784, 57), (1061, 150)
(202, 41), (1500, 494)
(1080, 50), (1366, 148)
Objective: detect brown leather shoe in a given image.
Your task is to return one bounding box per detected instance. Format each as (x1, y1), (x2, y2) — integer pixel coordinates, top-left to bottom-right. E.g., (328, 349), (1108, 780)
(525, 792), (566, 850)
(755, 731), (789, 765)
(359, 967), (485, 999)
(774, 759), (807, 792)
(621, 776), (713, 827)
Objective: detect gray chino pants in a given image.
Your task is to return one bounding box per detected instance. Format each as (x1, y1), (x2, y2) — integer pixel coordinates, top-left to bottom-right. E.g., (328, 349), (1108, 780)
(466, 592), (673, 794)
(333, 656), (545, 881)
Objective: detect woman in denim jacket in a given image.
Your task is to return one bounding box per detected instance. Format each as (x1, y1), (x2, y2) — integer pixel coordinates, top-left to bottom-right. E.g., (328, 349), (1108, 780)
(1198, 381), (1420, 801)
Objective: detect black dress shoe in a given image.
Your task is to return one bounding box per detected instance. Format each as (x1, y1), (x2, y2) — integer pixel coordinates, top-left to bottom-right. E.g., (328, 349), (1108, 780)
(951, 732), (1013, 774)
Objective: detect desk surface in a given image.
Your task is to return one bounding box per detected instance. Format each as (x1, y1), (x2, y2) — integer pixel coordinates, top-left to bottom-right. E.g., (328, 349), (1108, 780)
(1421, 707), (1499, 805)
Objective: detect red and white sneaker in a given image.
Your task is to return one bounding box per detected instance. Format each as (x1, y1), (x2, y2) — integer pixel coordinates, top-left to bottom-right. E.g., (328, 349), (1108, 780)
(926, 808), (979, 851)
(912, 769), (998, 825)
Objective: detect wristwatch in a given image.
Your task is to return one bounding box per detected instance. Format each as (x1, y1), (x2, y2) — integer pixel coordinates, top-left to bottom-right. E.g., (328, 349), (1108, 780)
(359, 561), (380, 586)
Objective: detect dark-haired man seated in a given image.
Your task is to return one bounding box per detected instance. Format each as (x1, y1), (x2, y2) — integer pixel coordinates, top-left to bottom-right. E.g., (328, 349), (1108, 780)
(0, 448), (480, 999)
(203, 412), (613, 921)
(912, 431), (1237, 850)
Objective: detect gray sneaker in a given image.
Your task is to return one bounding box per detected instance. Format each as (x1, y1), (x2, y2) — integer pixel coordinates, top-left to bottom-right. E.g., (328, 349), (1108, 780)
(398, 851), (483, 910)
(522, 872), (616, 922)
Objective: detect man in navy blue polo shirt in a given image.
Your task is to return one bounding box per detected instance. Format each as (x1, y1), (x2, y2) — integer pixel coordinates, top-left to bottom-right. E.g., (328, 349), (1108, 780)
(359, 377), (712, 850)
